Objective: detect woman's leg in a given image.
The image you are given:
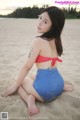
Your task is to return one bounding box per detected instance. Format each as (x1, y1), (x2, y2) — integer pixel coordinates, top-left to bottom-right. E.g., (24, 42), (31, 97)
(64, 81), (74, 92)
(17, 86), (39, 115)
(21, 76), (44, 102)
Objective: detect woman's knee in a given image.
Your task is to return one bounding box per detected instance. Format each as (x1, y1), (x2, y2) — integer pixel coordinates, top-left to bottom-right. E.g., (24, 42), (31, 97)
(21, 76), (32, 86)
(19, 77), (44, 102)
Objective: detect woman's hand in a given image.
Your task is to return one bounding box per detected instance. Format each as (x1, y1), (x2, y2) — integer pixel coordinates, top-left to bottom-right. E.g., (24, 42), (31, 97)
(1, 82), (19, 97)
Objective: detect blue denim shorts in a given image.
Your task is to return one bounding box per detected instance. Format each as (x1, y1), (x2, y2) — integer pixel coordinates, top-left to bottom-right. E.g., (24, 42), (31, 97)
(33, 67), (64, 102)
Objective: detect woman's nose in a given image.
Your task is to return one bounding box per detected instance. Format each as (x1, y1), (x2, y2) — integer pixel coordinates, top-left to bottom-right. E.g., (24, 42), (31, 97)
(38, 21), (43, 26)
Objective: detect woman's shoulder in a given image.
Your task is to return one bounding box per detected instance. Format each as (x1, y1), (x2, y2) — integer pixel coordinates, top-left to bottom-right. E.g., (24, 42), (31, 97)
(32, 36), (47, 45)
(30, 36), (44, 49)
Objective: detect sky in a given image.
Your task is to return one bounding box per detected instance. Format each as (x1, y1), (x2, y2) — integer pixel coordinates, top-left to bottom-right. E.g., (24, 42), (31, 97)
(0, 0), (80, 15)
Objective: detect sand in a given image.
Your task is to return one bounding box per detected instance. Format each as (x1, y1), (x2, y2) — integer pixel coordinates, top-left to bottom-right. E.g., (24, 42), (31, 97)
(0, 18), (80, 120)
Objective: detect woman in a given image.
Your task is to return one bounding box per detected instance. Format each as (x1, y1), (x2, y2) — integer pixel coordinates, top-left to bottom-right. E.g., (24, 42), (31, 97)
(1, 6), (73, 116)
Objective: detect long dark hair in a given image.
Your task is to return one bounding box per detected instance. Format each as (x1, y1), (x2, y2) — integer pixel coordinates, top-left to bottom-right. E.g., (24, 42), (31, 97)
(37, 6), (65, 56)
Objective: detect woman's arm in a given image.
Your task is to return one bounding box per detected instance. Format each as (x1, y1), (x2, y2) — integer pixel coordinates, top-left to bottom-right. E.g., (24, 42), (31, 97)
(16, 38), (41, 87)
(15, 65), (31, 87)
(1, 38), (41, 97)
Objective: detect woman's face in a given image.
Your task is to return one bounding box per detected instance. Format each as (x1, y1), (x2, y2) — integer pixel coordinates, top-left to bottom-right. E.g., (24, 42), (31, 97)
(37, 12), (52, 33)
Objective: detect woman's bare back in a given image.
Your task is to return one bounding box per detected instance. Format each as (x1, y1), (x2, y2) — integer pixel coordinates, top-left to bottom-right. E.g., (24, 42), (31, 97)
(36, 37), (58, 69)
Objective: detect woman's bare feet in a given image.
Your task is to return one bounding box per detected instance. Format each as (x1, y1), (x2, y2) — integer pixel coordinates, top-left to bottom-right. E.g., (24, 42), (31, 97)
(64, 83), (74, 92)
(27, 95), (40, 116)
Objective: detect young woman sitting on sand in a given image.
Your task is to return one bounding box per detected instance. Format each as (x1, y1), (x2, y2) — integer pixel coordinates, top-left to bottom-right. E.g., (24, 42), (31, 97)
(1, 6), (73, 116)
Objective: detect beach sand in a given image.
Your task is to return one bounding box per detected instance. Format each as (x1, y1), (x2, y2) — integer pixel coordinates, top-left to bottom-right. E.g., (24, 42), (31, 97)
(0, 18), (80, 120)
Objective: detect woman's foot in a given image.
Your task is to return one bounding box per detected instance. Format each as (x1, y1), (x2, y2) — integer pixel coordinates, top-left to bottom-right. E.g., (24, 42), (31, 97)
(27, 95), (39, 116)
(64, 83), (74, 92)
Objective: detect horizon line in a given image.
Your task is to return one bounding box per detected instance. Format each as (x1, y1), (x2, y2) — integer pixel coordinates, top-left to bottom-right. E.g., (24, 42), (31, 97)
(0, 4), (80, 15)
